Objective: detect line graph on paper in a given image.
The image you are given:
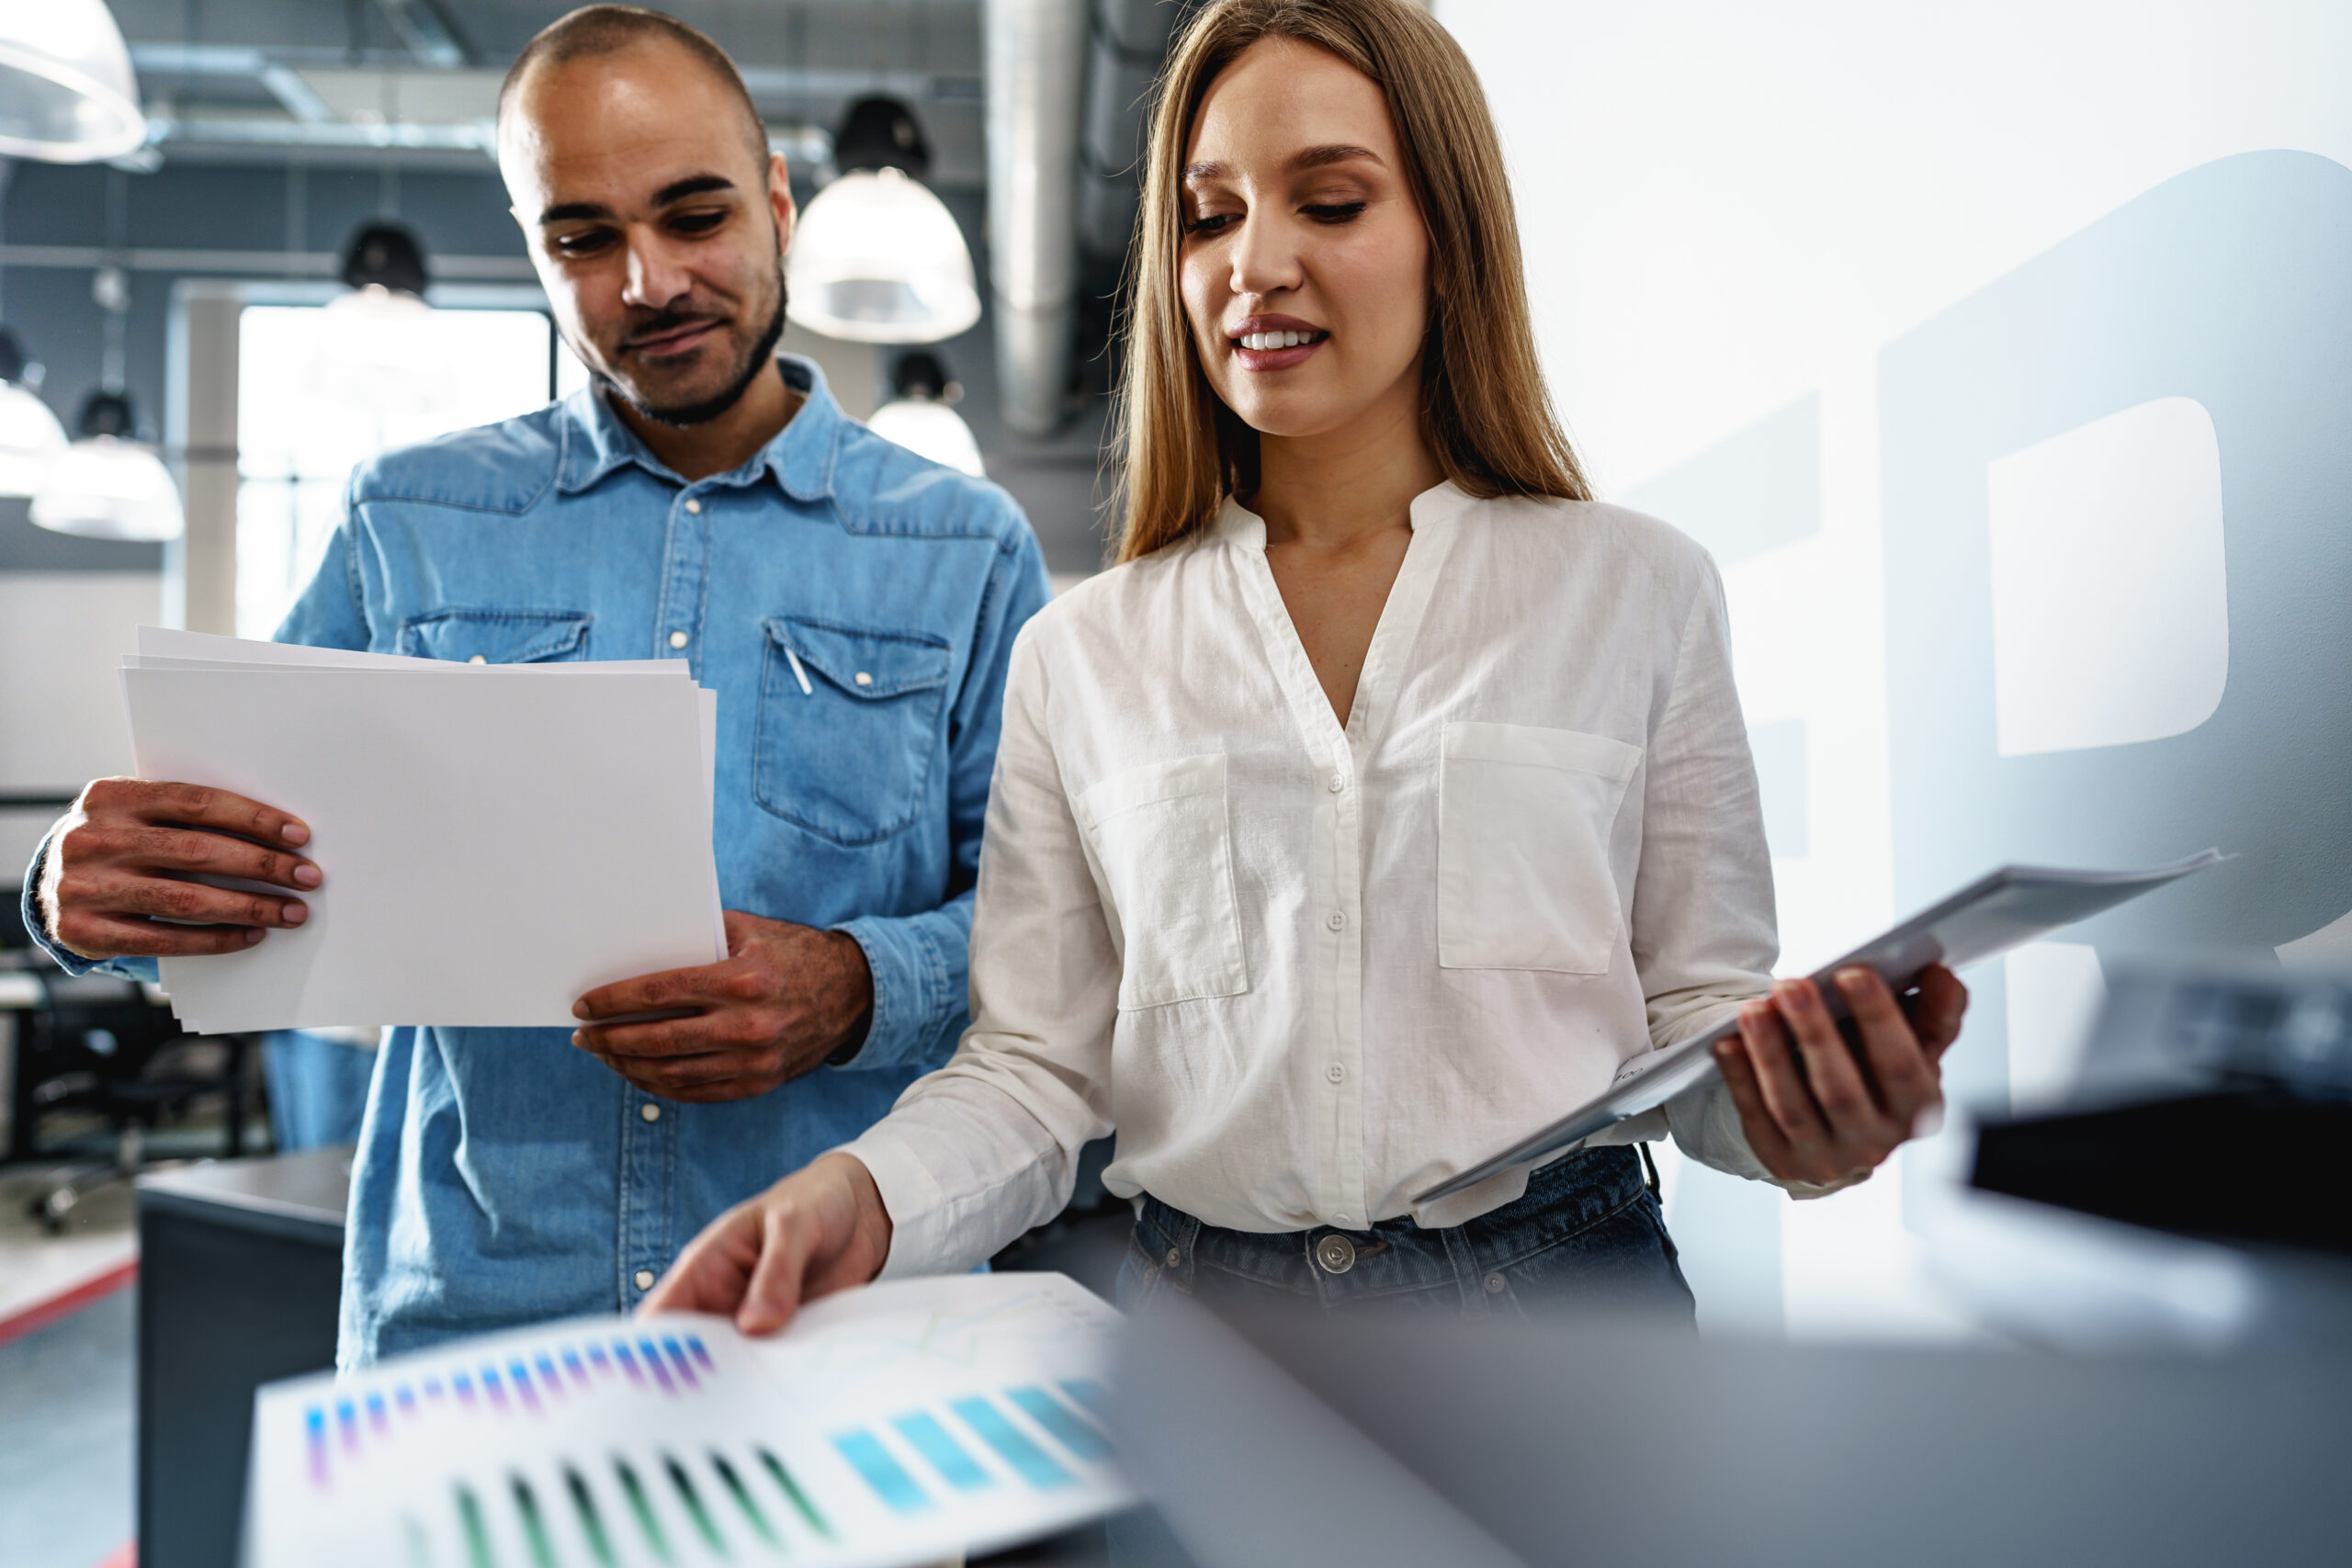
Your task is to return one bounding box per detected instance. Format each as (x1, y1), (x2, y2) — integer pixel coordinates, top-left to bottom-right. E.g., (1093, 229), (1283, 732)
(247, 1275), (1134, 1568)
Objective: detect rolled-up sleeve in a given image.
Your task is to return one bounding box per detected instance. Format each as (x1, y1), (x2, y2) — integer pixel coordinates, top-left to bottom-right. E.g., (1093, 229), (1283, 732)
(1622, 558), (1792, 1184)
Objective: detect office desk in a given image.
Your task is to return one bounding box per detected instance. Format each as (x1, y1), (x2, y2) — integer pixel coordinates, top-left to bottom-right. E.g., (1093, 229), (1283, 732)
(138, 1146), (349, 1568)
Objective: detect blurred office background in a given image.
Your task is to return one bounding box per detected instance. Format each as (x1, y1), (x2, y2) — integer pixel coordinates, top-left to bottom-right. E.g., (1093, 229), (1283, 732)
(4, 2), (2351, 1564)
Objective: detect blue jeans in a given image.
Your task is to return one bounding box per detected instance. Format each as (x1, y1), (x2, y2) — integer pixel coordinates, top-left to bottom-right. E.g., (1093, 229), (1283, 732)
(1105, 1146), (1692, 1567)
(1113, 1145), (1695, 1321)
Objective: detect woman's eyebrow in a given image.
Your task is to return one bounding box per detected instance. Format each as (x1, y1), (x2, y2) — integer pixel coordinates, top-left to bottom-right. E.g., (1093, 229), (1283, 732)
(1182, 143), (1385, 185)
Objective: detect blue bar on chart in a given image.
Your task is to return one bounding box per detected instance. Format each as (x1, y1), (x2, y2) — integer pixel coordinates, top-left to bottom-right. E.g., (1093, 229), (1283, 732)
(892, 1412), (995, 1493)
(1006, 1386), (1114, 1462)
(950, 1397), (1073, 1489)
(834, 1429), (932, 1514)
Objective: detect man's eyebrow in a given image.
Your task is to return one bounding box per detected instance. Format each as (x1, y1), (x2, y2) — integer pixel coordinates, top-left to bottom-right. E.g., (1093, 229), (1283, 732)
(1182, 144), (1384, 184)
(652, 173), (738, 207)
(536, 175), (738, 226)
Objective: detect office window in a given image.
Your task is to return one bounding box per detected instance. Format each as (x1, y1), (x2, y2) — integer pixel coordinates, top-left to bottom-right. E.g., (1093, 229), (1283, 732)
(234, 306), (566, 639)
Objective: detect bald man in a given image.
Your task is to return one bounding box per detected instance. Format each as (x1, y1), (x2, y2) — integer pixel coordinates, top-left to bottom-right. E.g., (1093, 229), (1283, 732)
(24, 6), (1048, 1362)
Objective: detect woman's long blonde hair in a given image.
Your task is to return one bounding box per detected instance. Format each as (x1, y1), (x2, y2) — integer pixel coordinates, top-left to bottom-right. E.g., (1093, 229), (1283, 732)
(1109, 0), (1589, 563)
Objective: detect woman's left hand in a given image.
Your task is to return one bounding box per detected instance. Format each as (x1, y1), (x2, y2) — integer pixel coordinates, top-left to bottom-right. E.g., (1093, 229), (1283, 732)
(1714, 964), (1969, 1190)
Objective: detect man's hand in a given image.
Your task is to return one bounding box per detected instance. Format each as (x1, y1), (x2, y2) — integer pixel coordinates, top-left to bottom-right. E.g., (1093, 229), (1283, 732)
(640, 1152), (891, 1334)
(571, 910), (874, 1102)
(38, 779), (320, 960)
(1714, 964), (1968, 1190)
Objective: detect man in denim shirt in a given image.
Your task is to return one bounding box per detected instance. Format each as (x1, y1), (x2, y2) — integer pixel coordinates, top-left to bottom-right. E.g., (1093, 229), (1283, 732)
(23, 8), (1049, 1362)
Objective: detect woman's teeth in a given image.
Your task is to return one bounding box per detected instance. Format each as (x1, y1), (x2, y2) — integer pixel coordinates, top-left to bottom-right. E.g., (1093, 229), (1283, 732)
(1238, 330), (1322, 350)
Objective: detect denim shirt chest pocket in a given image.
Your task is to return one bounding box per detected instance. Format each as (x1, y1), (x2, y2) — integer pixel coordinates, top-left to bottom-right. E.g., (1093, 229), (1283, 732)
(756, 616), (954, 845)
(395, 607), (594, 663)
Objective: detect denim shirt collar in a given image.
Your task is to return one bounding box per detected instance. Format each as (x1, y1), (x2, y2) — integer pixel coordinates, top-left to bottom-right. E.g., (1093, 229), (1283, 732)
(554, 352), (842, 502)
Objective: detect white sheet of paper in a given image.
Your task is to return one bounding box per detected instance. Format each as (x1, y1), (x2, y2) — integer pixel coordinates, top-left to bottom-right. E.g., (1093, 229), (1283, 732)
(245, 1273), (1135, 1568)
(128, 665), (721, 1031)
(136, 626), (689, 676)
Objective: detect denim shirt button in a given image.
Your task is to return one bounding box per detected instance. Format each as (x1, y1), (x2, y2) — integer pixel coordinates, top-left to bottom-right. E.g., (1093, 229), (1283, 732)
(633, 1269), (655, 1291)
(639, 1102), (662, 1122)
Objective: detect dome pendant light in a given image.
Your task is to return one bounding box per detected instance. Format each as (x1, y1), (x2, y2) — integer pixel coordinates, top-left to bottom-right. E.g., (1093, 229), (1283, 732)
(0, 327), (67, 497)
(0, 2), (150, 164)
(30, 388), (183, 542)
(786, 97), (982, 344)
(866, 351), (985, 477)
(309, 221), (438, 410)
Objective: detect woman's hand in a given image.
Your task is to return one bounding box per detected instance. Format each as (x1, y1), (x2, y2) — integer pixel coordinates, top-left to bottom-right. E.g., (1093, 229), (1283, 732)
(1714, 965), (1968, 1190)
(639, 1152), (893, 1334)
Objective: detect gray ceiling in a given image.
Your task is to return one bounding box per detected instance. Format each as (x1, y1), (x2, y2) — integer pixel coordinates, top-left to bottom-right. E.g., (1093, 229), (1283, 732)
(108, 0), (989, 185)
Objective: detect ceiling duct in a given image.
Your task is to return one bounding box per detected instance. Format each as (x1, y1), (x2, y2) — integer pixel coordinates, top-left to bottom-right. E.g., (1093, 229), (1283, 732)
(986, 0), (1091, 438)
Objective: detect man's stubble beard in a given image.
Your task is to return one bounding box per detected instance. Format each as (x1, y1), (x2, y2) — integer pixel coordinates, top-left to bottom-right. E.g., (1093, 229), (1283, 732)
(599, 273), (788, 430)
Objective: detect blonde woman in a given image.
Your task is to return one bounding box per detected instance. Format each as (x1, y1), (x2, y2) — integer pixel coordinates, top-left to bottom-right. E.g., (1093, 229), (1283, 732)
(641, 0), (1967, 1328)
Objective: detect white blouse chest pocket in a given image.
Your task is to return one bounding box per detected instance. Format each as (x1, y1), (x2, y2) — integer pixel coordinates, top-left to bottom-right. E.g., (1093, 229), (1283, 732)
(1077, 752), (1250, 1010)
(1437, 721), (1644, 974)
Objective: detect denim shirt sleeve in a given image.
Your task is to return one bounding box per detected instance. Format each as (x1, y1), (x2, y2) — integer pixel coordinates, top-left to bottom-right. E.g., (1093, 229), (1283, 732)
(17, 512), (376, 983)
(831, 509), (1053, 1074)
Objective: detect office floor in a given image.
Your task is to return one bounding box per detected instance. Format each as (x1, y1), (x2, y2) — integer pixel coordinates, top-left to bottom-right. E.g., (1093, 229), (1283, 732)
(0, 1166), (139, 1568)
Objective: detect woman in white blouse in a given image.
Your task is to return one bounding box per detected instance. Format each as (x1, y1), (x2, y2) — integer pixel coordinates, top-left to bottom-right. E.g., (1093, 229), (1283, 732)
(644, 0), (1967, 1327)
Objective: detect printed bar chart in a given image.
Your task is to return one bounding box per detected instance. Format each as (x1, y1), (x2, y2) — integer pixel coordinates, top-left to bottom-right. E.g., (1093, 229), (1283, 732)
(249, 1274), (1134, 1568)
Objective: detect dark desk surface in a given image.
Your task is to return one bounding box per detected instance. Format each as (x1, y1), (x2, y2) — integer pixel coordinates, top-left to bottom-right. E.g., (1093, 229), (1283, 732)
(136, 1145), (351, 1240)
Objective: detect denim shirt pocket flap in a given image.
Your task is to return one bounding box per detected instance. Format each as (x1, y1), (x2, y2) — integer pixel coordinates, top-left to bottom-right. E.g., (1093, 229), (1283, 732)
(396, 607), (594, 664)
(764, 617), (953, 699)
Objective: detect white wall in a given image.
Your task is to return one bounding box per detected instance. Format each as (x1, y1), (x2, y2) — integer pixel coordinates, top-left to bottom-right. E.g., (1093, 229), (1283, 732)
(0, 572), (160, 880)
(1442, 0), (2352, 1337)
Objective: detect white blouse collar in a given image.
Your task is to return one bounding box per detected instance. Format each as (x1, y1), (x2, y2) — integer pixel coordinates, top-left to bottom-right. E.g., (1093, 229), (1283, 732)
(1209, 478), (1476, 552)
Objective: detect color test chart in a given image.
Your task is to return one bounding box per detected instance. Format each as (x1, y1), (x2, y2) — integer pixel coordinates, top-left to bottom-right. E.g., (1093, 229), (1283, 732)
(246, 1274), (1136, 1568)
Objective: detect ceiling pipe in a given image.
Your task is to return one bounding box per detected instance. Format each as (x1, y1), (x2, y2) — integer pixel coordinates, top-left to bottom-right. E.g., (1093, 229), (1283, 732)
(986, 0), (1090, 438)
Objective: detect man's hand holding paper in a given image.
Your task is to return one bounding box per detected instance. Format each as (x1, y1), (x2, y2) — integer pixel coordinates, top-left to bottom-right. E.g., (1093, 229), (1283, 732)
(39, 778), (322, 959)
(573, 908), (875, 1101)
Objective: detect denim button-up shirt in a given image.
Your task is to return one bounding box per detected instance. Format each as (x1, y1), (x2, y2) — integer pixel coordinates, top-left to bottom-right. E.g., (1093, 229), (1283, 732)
(21, 355), (1049, 1363)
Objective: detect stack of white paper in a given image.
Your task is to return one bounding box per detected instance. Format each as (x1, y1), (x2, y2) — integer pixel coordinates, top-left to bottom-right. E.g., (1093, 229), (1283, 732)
(122, 627), (724, 1032)
(245, 1273), (1136, 1568)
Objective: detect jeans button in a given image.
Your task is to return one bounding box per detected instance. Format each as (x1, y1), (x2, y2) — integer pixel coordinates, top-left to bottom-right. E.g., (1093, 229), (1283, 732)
(1484, 1271), (1507, 1295)
(1165, 1247), (1182, 1269)
(1315, 1234), (1357, 1274)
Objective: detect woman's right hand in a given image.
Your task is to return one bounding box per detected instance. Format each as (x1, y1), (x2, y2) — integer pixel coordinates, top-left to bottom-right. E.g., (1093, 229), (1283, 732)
(639, 1152), (893, 1334)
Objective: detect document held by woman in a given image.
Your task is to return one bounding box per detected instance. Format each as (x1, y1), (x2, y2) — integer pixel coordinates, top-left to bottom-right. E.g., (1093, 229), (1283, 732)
(1416, 851), (2228, 1203)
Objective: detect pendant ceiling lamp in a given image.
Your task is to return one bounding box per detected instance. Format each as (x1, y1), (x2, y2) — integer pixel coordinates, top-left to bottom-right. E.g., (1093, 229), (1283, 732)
(0, 327), (67, 497)
(786, 97), (981, 344)
(308, 222), (438, 409)
(30, 389), (183, 542)
(0, 1), (149, 164)
(866, 351), (985, 477)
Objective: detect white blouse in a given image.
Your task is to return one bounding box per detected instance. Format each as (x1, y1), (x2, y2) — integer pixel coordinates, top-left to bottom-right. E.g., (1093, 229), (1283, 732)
(844, 480), (1790, 1278)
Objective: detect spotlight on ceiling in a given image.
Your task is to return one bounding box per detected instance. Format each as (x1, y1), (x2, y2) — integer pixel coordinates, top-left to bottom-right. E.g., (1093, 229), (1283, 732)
(0, 2), (149, 164)
(786, 96), (982, 345)
(0, 327), (67, 498)
(29, 389), (183, 542)
(865, 350), (985, 477)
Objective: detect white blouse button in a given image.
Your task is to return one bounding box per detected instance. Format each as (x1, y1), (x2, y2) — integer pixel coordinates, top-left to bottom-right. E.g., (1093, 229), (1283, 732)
(668, 630), (689, 649)
(1328, 773), (1345, 793)
(1326, 1063), (1344, 1083)
(1326, 910), (1346, 931)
